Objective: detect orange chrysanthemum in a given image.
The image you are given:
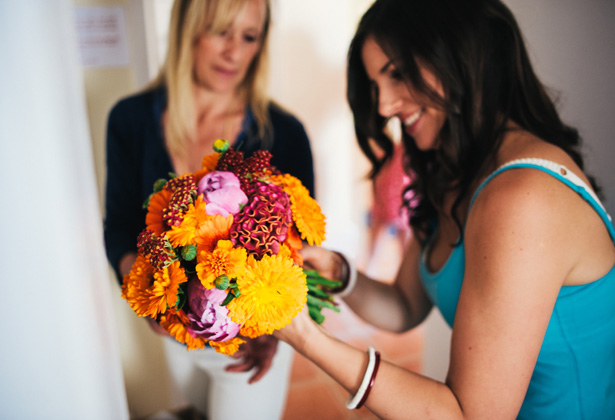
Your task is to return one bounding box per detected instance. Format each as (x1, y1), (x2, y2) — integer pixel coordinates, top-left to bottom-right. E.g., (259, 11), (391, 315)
(209, 337), (245, 356)
(166, 196), (210, 247)
(283, 225), (304, 266)
(201, 153), (220, 172)
(193, 168), (210, 186)
(122, 255), (156, 317)
(159, 311), (207, 351)
(146, 189), (173, 235)
(144, 260), (188, 317)
(227, 253), (307, 338)
(270, 174), (326, 245)
(194, 214), (233, 254)
(196, 239), (247, 289)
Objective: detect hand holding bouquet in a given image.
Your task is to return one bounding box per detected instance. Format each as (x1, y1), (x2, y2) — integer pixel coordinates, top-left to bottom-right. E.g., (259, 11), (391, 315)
(121, 140), (340, 355)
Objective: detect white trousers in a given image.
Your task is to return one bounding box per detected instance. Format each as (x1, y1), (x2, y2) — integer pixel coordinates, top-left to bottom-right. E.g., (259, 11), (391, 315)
(163, 338), (294, 420)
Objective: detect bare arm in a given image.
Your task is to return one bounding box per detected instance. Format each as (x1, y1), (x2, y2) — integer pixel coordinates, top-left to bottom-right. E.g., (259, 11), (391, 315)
(301, 237), (432, 332)
(278, 170), (578, 419)
(343, 237), (433, 331)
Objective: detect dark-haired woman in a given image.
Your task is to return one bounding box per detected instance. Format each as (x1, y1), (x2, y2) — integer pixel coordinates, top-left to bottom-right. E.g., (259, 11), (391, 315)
(275, 0), (615, 418)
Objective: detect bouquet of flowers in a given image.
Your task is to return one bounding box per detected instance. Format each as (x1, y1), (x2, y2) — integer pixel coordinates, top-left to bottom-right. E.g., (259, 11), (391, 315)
(121, 139), (340, 355)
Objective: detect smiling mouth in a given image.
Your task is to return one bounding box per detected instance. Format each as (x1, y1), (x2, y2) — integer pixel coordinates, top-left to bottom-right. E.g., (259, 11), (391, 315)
(403, 109), (423, 127)
(214, 67), (237, 77)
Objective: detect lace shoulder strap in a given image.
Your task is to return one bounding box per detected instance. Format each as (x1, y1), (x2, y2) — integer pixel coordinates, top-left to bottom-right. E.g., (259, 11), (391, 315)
(469, 157), (613, 227)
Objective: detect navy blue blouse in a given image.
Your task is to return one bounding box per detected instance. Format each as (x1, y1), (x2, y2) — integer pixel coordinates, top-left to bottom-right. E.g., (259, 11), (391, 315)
(104, 87), (315, 282)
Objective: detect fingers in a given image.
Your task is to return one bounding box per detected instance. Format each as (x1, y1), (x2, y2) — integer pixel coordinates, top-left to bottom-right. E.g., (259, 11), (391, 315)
(223, 353), (273, 384)
(248, 357), (273, 384)
(225, 358), (255, 373)
(223, 335), (279, 383)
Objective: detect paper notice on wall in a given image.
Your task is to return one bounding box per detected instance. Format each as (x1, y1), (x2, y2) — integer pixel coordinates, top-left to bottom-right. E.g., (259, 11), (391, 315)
(74, 6), (129, 68)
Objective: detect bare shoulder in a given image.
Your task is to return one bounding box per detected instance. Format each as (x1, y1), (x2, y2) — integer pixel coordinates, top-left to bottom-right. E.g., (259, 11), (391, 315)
(476, 128), (594, 227)
(466, 149), (614, 286)
(468, 154), (580, 253)
(469, 165), (571, 230)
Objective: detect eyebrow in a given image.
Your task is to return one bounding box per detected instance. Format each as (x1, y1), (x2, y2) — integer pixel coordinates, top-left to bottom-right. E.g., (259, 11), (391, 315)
(379, 60), (393, 74)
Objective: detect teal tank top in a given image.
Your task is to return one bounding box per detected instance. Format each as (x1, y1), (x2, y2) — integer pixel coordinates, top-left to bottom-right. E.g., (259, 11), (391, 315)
(419, 158), (615, 419)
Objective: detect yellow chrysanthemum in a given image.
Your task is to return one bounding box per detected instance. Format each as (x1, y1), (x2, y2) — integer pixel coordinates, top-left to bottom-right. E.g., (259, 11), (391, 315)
(201, 152), (220, 172)
(166, 196), (210, 247)
(145, 260), (188, 317)
(227, 253), (307, 338)
(159, 312), (207, 351)
(122, 255), (156, 317)
(270, 174), (326, 245)
(196, 239), (247, 289)
(209, 337), (245, 356)
(194, 214), (233, 254)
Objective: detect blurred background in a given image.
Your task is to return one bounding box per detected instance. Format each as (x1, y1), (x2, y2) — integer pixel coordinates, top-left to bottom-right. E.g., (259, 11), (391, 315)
(1, 0), (613, 419)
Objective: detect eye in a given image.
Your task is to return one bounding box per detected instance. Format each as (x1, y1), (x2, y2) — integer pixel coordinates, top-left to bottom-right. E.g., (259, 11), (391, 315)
(243, 32), (259, 43)
(389, 68), (403, 81)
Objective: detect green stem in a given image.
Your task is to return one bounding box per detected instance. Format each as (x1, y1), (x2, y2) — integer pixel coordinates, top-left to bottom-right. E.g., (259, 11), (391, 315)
(307, 294), (340, 312)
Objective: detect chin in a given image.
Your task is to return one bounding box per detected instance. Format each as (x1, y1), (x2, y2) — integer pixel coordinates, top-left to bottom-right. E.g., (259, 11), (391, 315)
(413, 139), (437, 152)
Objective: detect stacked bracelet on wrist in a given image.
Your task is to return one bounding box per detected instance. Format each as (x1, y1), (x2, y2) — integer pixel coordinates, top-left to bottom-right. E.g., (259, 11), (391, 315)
(333, 251), (358, 298)
(346, 346), (381, 410)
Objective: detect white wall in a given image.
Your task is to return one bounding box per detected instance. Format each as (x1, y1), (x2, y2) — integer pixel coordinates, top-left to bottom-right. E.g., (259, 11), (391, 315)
(0, 1), (129, 419)
(507, 0), (615, 214)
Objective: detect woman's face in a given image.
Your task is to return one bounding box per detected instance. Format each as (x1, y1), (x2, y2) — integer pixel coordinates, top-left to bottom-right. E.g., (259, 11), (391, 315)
(361, 37), (447, 151)
(193, 0), (267, 94)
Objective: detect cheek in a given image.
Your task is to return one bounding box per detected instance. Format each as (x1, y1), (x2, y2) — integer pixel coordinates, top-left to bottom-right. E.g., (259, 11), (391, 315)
(241, 45), (261, 67)
(195, 37), (222, 61)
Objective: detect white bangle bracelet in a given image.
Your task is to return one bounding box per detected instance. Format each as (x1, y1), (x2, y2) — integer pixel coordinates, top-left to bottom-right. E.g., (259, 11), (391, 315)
(335, 252), (357, 298)
(346, 346), (377, 410)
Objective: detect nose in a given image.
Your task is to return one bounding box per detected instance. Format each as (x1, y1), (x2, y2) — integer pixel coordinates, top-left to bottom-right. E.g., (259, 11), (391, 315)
(222, 33), (241, 62)
(378, 88), (402, 118)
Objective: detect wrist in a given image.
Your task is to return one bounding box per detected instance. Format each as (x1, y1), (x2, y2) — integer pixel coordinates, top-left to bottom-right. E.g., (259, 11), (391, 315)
(291, 311), (324, 354)
(332, 251), (358, 298)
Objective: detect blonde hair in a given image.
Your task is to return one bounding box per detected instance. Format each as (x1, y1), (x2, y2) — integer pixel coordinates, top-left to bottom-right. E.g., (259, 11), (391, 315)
(150, 0), (272, 159)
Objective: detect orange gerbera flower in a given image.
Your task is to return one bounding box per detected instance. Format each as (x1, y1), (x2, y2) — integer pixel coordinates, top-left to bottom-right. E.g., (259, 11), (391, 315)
(145, 260), (188, 317)
(227, 253), (307, 338)
(159, 311), (207, 351)
(194, 214), (233, 254)
(196, 240), (247, 289)
(270, 174), (326, 245)
(122, 255), (156, 317)
(146, 189), (173, 235)
(166, 196), (210, 247)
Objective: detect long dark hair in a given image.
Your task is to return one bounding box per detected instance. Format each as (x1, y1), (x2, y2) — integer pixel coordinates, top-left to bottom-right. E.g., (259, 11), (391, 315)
(347, 0), (597, 241)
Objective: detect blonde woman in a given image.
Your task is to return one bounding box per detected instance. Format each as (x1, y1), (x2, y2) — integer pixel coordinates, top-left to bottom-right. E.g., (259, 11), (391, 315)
(104, 0), (314, 418)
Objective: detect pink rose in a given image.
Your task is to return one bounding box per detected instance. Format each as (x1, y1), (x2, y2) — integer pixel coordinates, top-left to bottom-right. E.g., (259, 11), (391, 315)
(186, 278), (241, 342)
(197, 171), (248, 217)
